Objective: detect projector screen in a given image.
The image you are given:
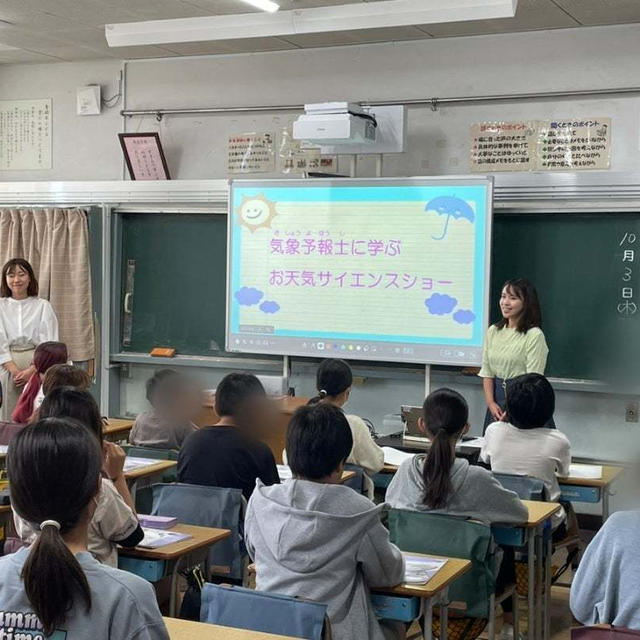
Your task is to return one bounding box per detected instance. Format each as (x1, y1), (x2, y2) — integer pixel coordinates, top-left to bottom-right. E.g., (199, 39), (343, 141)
(227, 177), (493, 366)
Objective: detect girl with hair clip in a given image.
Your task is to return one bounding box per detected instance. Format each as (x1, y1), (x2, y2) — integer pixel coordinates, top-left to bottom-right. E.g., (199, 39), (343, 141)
(14, 388), (143, 566)
(307, 358), (384, 498)
(0, 418), (168, 638)
(479, 278), (552, 431)
(386, 388), (528, 636)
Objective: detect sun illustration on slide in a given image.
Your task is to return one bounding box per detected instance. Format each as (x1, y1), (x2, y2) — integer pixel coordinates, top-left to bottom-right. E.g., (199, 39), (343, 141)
(236, 194), (277, 232)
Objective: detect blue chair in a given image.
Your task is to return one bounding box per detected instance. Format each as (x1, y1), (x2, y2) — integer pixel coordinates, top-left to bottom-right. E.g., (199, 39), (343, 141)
(389, 509), (518, 640)
(200, 583), (330, 640)
(493, 472), (546, 501)
(151, 483), (246, 581)
(343, 463), (366, 494)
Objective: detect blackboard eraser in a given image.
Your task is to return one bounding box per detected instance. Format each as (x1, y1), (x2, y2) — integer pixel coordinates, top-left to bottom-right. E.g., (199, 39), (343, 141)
(150, 347), (176, 357)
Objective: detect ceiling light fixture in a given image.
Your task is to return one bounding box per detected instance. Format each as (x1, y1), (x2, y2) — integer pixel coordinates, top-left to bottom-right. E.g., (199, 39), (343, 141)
(240, 0), (280, 12)
(105, 0), (518, 47)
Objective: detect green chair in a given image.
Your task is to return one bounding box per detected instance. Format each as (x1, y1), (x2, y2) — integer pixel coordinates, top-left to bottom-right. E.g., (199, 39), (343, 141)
(388, 509), (518, 640)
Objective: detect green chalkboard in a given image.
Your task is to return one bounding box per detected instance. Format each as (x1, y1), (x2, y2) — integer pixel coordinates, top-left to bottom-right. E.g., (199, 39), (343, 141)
(121, 213), (228, 356)
(491, 213), (640, 380)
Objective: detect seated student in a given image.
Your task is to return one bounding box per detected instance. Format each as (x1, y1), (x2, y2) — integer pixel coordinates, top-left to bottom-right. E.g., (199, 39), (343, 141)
(386, 388), (527, 523)
(11, 340), (68, 423)
(386, 388), (526, 635)
(42, 363), (91, 396)
(480, 373), (571, 535)
(306, 358), (384, 498)
(0, 418), (168, 639)
(129, 369), (198, 450)
(246, 404), (404, 640)
(14, 388), (143, 566)
(570, 510), (640, 628)
(178, 372), (279, 500)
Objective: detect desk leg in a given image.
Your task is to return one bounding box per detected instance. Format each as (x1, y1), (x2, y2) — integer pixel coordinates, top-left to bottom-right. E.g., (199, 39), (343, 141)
(423, 596), (433, 640)
(439, 587), (449, 640)
(544, 536), (552, 640)
(536, 527), (544, 640)
(602, 488), (610, 522)
(527, 531), (535, 640)
(169, 556), (185, 618)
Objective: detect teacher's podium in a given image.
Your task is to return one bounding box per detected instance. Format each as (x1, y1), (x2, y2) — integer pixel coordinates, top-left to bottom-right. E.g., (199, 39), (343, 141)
(196, 393), (308, 464)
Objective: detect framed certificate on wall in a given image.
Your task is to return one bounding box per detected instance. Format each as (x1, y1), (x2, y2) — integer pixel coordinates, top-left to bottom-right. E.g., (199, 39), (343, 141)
(118, 132), (171, 180)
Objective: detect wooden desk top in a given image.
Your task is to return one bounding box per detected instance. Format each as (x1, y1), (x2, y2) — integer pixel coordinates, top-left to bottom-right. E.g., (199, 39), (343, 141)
(378, 552), (471, 599)
(119, 524), (230, 561)
(340, 470), (356, 484)
(103, 418), (135, 435)
(124, 459), (177, 482)
(521, 500), (561, 527)
(559, 465), (623, 488)
(0, 504), (11, 515)
(163, 617), (303, 640)
(202, 394), (308, 415)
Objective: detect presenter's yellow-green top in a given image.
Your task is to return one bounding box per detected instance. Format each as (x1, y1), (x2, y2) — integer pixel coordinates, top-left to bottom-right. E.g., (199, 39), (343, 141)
(479, 325), (549, 380)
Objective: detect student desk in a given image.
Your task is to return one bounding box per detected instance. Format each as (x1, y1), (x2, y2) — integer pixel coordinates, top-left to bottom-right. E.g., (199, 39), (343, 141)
(493, 501), (561, 640)
(103, 418), (135, 443)
(558, 465), (623, 522)
(197, 395), (309, 464)
(124, 459), (177, 502)
(163, 617), (304, 639)
(373, 552), (471, 640)
(119, 523), (231, 617)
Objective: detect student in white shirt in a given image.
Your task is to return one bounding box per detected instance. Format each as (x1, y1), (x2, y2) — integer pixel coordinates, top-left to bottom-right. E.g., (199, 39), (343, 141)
(14, 388), (143, 566)
(481, 373), (571, 534)
(307, 359), (384, 498)
(0, 258), (59, 420)
(0, 417), (168, 639)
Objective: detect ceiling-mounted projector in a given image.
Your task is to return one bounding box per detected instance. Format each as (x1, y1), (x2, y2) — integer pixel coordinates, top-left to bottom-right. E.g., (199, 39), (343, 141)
(293, 102), (377, 146)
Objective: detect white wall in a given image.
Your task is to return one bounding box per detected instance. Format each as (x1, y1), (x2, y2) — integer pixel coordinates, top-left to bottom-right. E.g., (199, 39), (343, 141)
(2, 23), (640, 181)
(2, 24), (640, 512)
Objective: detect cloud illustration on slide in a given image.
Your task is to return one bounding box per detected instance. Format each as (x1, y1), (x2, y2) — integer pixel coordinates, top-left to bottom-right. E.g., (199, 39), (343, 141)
(260, 301), (280, 314)
(235, 287), (264, 306)
(453, 309), (476, 325)
(425, 293), (458, 316)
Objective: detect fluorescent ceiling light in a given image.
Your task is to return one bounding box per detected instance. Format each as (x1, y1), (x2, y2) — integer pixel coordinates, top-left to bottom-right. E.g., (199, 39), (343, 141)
(106, 0), (518, 47)
(241, 0), (280, 12)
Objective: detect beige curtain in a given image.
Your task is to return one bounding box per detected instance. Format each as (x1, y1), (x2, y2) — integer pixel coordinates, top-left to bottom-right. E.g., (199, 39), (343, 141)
(0, 208), (95, 362)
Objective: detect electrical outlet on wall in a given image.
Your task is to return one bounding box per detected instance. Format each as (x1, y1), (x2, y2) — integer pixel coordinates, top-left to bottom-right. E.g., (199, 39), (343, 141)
(626, 401), (639, 423)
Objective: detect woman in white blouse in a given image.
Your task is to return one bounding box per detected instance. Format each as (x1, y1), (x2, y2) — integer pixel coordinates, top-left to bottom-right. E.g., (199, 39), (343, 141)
(0, 258), (59, 421)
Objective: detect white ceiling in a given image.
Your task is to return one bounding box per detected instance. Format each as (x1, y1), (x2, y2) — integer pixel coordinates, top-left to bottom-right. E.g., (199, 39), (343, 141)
(0, 0), (639, 64)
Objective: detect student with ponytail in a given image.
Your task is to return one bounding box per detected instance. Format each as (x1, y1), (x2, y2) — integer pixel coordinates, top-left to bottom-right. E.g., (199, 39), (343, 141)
(306, 359), (384, 498)
(386, 388), (526, 523)
(0, 418), (168, 638)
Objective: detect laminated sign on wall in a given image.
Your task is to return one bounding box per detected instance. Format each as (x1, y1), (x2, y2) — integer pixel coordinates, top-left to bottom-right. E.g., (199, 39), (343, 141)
(0, 99), (52, 170)
(470, 117), (611, 172)
(227, 132), (276, 173)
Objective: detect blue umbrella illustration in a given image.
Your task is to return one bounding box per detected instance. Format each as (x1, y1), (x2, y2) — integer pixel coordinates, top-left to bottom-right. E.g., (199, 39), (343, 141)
(426, 196), (475, 240)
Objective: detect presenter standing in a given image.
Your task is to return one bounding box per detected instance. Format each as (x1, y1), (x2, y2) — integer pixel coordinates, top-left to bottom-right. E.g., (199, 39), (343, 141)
(479, 278), (551, 431)
(0, 258), (59, 420)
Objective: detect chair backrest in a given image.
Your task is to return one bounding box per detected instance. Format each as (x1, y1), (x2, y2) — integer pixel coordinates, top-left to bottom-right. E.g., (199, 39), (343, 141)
(388, 509), (496, 618)
(126, 446), (179, 461)
(151, 483), (245, 579)
(493, 472), (546, 501)
(200, 583), (329, 640)
(343, 463), (366, 494)
(0, 421), (24, 446)
(572, 627), (640, 640)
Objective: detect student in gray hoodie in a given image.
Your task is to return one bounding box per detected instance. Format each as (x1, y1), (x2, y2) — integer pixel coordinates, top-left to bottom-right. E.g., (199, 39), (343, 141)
(386, 388), (527, 630)
(245, 403), (405, 640)
(571, 510), (640, 628)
